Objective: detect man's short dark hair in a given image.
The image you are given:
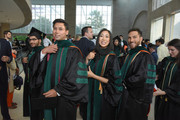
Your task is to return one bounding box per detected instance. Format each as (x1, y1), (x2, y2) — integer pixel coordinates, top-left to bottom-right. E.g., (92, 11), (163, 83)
(145, 39), (150, 43)
(148, 43), (156, 50)
(53, 19), (69, 30)
(128, 28), (142, 37)
(81, 26), (92, 36)
(157, 38), (164, 44)
(3, 30), (12, 35)
(119, 35), (123, 37)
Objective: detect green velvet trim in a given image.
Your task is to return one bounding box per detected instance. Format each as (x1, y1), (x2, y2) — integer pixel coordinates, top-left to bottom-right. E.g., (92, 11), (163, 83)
(147, 71), (156, 78)
(115, 86), (123, 91)
(177, 91), (180, 96)
(76, 78), (88, 84)
(148, 64), (156, 70)
(146, 79), (155, 84)
(78, 62), (87, 69)
(77, 70), (88, 77)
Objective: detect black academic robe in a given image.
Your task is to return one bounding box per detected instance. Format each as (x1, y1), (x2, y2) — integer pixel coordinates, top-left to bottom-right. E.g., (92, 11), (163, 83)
(30, 40), (88, 120)
(23, 46), (44, 118)
(87, 52), (122, 120)
(155, 57), (180, 120)
(0, 38), (12, 120)
(118, 47), (156, 120)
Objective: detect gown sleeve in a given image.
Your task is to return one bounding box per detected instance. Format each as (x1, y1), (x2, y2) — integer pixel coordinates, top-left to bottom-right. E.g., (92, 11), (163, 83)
(125, 53), (156, 103)
(102, 55), (123, 106)
(54, 47), (88, 103)
(165, 68), (180, 104)
(28, 51), (47, 89)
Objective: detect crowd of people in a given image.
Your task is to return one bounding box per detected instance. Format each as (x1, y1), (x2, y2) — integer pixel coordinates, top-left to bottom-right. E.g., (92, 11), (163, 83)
(0, 18), (180, 120)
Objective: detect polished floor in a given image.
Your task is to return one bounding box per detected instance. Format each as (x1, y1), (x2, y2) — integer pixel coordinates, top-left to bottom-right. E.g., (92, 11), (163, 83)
(0, 71), (155, 120)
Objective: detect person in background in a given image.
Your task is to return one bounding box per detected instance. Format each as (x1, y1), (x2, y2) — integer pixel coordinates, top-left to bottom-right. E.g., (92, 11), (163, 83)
(6, 53), (18, 109)
(43, 35), (52, 47)
(91, 36), (96, 45)
(118, 28), (156, 120)
(86, 28), (122, 120)
(119, 35), (128, 54)
(154, 39), (180, 120)
(156, 38), (169, 63)
(0, 38), (13, 120)
(74, 26), (95, 58)
(148, 43), (158, 65)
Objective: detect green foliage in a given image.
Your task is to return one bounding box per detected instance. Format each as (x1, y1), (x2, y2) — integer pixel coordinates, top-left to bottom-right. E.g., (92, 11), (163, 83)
(13, 35), (27, 41)
(32, 16), (52, 33)
(76, 10), (106, 34)
(87, 10), (106, 33)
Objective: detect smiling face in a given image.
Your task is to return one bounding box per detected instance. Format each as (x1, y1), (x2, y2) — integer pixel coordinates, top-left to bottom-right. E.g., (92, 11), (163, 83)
(53, 22), (69, 41)
(168, 46), (179, 58)
(128, 31), (142, 49)
(98, 30), (110, 48)
(29, 36), (41, 48)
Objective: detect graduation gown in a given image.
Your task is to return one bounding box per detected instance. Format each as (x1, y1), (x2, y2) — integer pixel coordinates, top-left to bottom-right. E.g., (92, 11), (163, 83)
(23, 46), (44, 117)
(31, 40), (88, 120)
(87, 51), (123, 120)
(155, 57), (180, 120)
(118, 46), (156, 120)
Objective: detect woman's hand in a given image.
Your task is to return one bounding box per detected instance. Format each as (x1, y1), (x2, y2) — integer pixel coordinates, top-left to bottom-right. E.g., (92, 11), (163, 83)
(153, 88), (166, 96)
(88, 66), (95, 78)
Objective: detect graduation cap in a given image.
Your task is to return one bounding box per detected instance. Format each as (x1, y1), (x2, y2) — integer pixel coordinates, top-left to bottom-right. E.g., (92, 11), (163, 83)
(29, 27), (46, 40)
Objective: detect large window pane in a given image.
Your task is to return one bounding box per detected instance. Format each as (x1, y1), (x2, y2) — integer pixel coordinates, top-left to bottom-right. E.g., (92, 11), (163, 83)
(173, 12), (180, 39)
(76, 5), (112, 35)
(152, 0), (171, 11)
(12, 5), (65, 34)
(150, 17), (163, 42)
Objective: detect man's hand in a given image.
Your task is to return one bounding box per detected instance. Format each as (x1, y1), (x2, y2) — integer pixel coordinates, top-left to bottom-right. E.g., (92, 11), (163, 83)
(1, 56), (10, 62)
(42, 44), (58, 54)
(43, 89), (57, 98)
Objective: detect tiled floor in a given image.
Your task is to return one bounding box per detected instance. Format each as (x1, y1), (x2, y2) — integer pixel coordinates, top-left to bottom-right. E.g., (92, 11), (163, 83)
(0, 71), (155, 120)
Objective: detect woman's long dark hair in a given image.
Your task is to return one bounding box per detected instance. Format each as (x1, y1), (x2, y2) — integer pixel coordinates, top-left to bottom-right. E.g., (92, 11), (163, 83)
(94, 28), (114, 60)
(167, 38), (180, 67)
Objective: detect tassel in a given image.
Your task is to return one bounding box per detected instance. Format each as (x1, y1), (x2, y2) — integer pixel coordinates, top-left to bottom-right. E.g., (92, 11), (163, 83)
(99, 83), (103, 94)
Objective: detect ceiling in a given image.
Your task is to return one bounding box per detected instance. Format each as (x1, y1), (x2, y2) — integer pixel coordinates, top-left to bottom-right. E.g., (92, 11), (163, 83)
(0, 0), (32, 30)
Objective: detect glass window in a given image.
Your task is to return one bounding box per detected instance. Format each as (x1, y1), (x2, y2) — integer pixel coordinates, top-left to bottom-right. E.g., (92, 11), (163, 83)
(76, 5), (112, 35)
(152, 0), (171, 11)
(12, 5), (65, 34)
(173, 12), (180, 39)
(150, 17), (164, 43)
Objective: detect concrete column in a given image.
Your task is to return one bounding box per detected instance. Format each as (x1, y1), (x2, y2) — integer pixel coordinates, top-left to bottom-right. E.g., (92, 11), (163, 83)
(65, 0), (76, 37)
(0, 23), (10, 38)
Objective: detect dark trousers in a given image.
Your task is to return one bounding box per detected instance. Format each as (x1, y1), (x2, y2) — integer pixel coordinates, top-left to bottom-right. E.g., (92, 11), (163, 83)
(56, 97), (77, 120)
(0, 87), (11, 120)
(79, 103), (87, 120)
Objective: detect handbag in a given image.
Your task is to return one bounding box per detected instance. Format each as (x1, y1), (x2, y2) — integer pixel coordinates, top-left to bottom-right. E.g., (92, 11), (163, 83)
(13, 75), (23, 90)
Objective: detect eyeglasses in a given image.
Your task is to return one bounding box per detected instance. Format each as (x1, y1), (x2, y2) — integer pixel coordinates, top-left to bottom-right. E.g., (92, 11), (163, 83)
(29, 38), (38, 41)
